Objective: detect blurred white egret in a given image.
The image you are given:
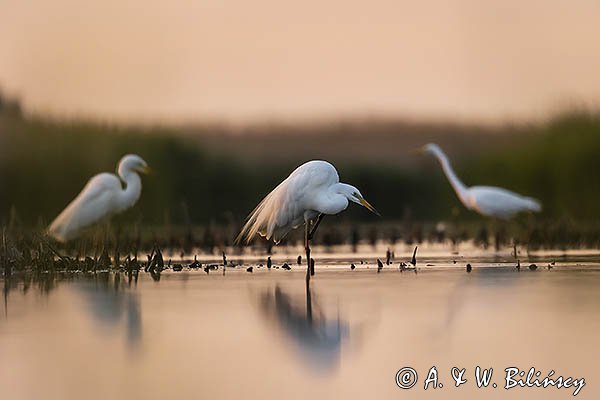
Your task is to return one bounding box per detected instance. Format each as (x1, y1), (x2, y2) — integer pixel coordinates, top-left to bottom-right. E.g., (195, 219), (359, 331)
(48, 154), (150, 242)
(235, 160), (379, 282)
(422, 143), (541, 219)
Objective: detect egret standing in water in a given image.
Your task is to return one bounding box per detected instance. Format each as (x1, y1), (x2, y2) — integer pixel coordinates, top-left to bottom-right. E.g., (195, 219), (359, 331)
(48, 154), (150, 242)
(235, 160), (379, 282)
(421, 143), (541, 219)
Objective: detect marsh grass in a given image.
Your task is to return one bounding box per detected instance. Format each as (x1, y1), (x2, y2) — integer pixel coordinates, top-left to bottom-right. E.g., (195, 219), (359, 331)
(2, 216), (600, 277)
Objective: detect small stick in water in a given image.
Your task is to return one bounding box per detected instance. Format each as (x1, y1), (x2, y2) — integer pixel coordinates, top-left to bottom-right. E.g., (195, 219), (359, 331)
(410, 246), (418, 266)
(377, 259), (383, 273)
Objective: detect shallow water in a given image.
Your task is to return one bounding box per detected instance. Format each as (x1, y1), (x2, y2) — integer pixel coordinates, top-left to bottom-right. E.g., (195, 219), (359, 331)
(2, 250), (600, 399)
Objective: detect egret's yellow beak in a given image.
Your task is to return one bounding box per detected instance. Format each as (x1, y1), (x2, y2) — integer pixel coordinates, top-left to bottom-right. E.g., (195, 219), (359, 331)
(360, 198), (381, 216)
(141, 165), (152, 174)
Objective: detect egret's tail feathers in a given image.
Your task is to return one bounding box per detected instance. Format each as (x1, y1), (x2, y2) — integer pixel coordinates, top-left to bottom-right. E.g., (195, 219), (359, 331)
(48, 214), (71, 243)
(235, 179), (292, 245)
(47, 228), (68, 243)
(47, 200), (86, 242)
(525, 197), (542, 213)
(234, 214), (263, 245)
(235, 191), (276, 245)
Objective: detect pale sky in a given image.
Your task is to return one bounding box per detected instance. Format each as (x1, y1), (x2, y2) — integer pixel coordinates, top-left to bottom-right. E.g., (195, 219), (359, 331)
(1, 0), (599, 124)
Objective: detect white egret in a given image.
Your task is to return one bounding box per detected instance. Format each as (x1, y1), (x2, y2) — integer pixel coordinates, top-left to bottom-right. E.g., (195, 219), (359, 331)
(48, 154), (150, 242)
(422, 143), (541, 219)
(235, 160), (379, 282)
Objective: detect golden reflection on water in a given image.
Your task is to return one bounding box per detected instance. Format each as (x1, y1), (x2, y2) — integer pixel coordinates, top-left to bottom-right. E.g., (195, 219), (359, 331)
(1, 258), (600, 399)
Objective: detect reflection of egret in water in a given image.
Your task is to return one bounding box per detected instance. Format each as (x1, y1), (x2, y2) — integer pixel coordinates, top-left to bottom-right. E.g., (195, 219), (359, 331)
(260, 284), (349, 372)
(76, 273), (141, 347)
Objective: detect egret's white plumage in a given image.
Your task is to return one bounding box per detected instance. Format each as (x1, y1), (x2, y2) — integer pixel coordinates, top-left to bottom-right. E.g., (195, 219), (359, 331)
(423, 143), (541, 219)
(48, 154), (150, 242)
(236, 160), (378, 244)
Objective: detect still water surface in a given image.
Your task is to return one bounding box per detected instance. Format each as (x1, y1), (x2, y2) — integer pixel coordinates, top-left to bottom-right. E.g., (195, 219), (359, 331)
(1, 252), (599, 399)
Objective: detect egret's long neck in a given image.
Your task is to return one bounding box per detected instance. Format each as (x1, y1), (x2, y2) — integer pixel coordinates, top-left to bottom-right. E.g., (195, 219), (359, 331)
(431, 148), (469, 201)
(118, 170), (142, 212)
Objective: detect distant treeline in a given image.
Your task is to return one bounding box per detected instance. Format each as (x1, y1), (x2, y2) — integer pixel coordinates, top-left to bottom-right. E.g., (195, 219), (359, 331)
(1, 105), (599, 228)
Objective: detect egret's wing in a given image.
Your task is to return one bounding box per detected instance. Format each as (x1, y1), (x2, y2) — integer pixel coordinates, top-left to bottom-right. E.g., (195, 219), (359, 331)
(470, 186), (542, 218)
(236, 162), (333, 244)
(48, 173), (122, 241)
(235, 176), (301, 244)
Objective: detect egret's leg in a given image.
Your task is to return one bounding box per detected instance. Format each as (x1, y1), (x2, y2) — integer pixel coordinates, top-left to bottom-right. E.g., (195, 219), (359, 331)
(305, 222), (311, 284)
(305, 214), (325, 284)
(306, 214), (325, 281)
(308, 214), (325, 240)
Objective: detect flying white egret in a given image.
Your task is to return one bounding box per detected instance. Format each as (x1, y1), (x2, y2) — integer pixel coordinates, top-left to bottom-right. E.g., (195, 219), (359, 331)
(422, 143), (541, 219)
(235, 160), (379, 282)
(48, 154), (150, 242)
